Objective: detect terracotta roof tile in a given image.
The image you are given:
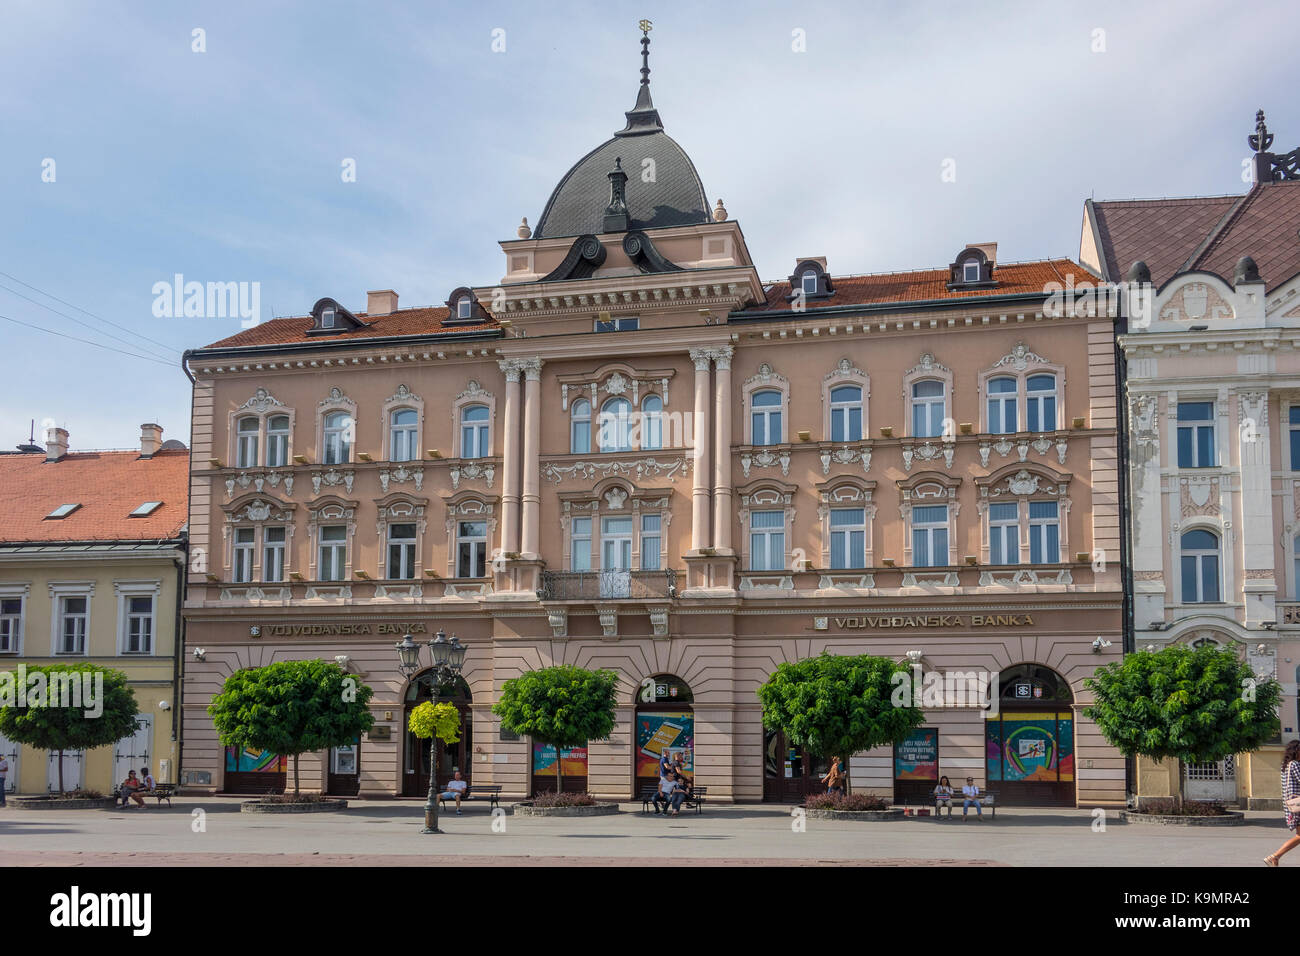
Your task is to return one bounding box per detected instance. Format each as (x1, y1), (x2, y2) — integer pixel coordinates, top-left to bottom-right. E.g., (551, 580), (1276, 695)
(1191, 181), (1300, 289)
(0, 449), (189, 544)
(1091, 194), (1241, 287)
(200, 306), (499, 351)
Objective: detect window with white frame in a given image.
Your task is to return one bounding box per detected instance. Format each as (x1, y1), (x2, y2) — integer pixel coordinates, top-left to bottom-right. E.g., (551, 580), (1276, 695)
(233, 528), (255, 582)
(1176, 402), (1216, 468)
(640, 514), (661, 570)
(987, 377), (1018, 434)
(911, 381), (946, 438)
(598, 397), (633, 452)
(460, 405), (490, 459)
(57, 596), (88, 655)
(263, 527), (286, 582)
(0, 596), (22, 653)
(387, 523), (417, 579)
(830, 508), (867, 569)
(911, 505), (949, 567)
(236, 416), (259, 468)
(1291, 407), (1300, 470)
(266, 415), (290, 467)
(830, 385), (863, 442)
(752, 390), (783, 446)
(571, 399), (592, 454)
(1028, 501), (1060, 564)
(321, 307), (337, 329)
(318, 525), (348, 581)
(323, 412), (353, 465)
(456, 521), (487, 578)
(390, 408), (418, 463)
(602, 516), (633, 570)
(1026, 374), (1057, 432)
(595, 315), (638, 332)
(641, 395), (663, 450)
(988, 502), (1019, 564)
(457, 297), (472, 319)
(571, 517), (592, 571)
(123, 595), (154, 654)
(1180, 529), (1220, 603)
(750, 510), (786, 571)
(801, 273), (818, 296)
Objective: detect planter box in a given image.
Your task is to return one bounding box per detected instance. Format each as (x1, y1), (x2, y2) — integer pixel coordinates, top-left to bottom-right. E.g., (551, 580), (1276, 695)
(240, 798), (349, 814)
(804, 808), (906, 822)
(1120, 810), (1245, 826)
(513, 802), (619, 817)
(12, 796), (118, 810)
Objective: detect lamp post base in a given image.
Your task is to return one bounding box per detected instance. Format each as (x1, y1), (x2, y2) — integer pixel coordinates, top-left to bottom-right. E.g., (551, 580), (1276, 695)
(423, 807), (442, 833)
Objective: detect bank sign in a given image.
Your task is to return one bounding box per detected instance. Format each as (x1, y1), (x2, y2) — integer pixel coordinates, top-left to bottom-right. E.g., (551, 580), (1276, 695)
(256, 622), (430, 637)
(827, 614), (1036, 629)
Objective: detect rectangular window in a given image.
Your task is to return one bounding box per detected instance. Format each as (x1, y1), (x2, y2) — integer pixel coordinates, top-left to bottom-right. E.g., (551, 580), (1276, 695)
(263, 527), (286, 583)
(570, 517), (592, 572)
(749, 510), (785, 571)
(456, 521), (486, 578)
(1181, 553), (1221, 603)
(319, 525), (347, 581)
(233, 528), (255, 583)
(963, 260), (980, 282)
(830, 508), (866, 569)
(1028, 501), (1060, 564)
(640, 514), (661, 571)
(266, 418), (290, 467)
(1176, 402), (1216, 468)
(595, 316), (639, 332)
(0, 598), (22, 653)
(125, 595), (153, 654)
(989, 502), (1019, 565)
(912, 505), (949, 567)
(602, 516), (633, 570)
(387, 523), (417, 580)
(1290, 406), (1300, 470)
(801, 273), (817, 295)
(58, 596), (88, 655)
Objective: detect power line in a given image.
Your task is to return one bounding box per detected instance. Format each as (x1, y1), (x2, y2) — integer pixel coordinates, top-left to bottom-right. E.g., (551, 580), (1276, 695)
(0, 311), (176, 368)
(0, 280), (178, 363)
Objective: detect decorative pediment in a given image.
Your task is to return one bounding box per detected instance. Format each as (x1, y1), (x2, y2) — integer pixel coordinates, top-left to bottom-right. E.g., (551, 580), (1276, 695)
(904, 352), (951, 378)
(824, 357), (867, 383)
(992, 342), (1052, 372)
(223, 495), (295, 523)
(743, 362), (788, 390)
(456, 380), (490, 404)
(556, 363), (675, 410)
(319, 386), (356, 410)
(386, 383), (421, 406)
(238, 388), (284, 413)
(976, 463), (1071, 500)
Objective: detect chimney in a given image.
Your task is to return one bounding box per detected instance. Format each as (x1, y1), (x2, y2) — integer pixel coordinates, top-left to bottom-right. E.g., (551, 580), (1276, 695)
(970, 242), (998, 267)
(367, 290), (398, 316)
(45, 426), (69, 462)
(140, 423), (164, 458)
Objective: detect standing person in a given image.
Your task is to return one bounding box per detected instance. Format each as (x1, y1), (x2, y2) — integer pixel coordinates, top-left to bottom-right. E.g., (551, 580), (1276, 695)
(1266, 740), (1300, 866)
(821, 756), (845, 796)
(961, 776), (983, 820)
(659, 750), (674, 786)
(0, 752), (8, 807)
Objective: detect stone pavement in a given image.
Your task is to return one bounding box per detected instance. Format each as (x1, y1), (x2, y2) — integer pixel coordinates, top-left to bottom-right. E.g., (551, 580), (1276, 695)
(0, 799), (1291, 866)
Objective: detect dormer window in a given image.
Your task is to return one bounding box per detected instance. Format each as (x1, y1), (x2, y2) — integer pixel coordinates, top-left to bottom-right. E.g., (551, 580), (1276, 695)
(445, 287), (484, 325)
(322, 308), (336, 329)
(307, 298), (364, 335)
(801, 273), (818, 296)
(786, 260), (834, 303)
(963, 261), (980, 283)
(457, 298), (472, 320)
(947, 246), (996, 290)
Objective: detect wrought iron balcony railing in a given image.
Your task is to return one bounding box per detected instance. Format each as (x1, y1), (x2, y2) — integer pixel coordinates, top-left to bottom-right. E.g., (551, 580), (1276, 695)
(537, 568), (678, 602)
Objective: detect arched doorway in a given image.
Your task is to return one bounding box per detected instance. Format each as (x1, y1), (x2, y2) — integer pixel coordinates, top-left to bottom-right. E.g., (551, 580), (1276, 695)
(634, 674), (694, 796)
(402, 672), (472, 797)
(985, 664), (1075, 806)
(764, 730), (829, 802)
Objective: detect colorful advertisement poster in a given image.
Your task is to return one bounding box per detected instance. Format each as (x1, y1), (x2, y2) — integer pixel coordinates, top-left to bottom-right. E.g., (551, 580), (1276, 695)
(995, 712), (1062, 782)
(894, 727), (939, 781)
(532, 743), (588, 777)
(224, 746), (285, 773)
(636, 711), (694, 779)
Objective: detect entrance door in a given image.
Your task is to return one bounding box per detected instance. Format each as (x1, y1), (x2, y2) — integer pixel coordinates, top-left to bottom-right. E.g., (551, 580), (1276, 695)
(328, 740), (361, 796)
(1185, 757), (1236, 802)
(600, 516), (633, 598)
(113, 715), (152, 786)
(763, 729), (827, 802)
(402, 672), (472, 797)
(0, 733), (17, 795)
(48, 750), (83, 793)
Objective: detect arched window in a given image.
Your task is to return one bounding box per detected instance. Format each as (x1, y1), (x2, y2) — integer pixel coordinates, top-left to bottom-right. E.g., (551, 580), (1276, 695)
(911, 381), (946, 438)
(266, 415), (290, 467)
(830, 385), (862, 442)
(390, 408), (418, 462)
(1027, 374), (1057, 432)
(236, 417), (259, 468)
(752, 390), (783, 446)
(323, 412), (352, 465)
(460, 405), (490, 459)
(1180, 529), (1221, 604)
(571, 399), (591, 454)
(987, 377), (1018, 434)
(598, 397), (633, 452)
(641, 395), (663, 450)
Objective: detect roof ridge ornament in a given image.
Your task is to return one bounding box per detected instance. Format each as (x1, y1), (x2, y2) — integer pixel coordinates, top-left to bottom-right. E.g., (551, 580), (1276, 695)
(603, 157), (631, 232)
(616, 20), (664, 137)
(1249, 108), (1300, 183)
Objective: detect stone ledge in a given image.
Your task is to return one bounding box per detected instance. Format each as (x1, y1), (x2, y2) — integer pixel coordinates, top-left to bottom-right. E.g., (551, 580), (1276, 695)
(805, 808), (906, 822)
(1120, 810), (1245, 826)
(512, 802), (620, 817)
(11, 796), (118, 811)
(240, 799), (349, 813)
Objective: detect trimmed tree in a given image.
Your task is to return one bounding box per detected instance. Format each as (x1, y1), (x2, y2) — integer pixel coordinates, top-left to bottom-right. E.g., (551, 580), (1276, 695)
(1084, 644), (1281, 807)
(407, 701), (462, 751)
(0, 663), (139, 794)
(208, 659), (375, 797)
(493, 665), (618, 794)
(757, 653), (926, 793)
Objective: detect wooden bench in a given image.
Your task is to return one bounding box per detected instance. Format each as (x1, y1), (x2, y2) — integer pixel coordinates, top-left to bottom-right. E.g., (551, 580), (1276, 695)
(640, 783), (707, 815)
(438, 783), (501, 810)
(940, 790), (997, 819)
(150, 783), (177, 807)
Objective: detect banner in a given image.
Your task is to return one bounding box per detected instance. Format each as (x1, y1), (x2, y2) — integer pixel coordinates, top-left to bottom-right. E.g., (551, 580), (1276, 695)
(224, 746), (285, 773)
(894, 727), (939, 780)
(636, 711), (694, 778)
(532, 743), (588, 777)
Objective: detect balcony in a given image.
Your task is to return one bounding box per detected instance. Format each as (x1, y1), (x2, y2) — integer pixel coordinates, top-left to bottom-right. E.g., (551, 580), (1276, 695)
(537, 568), (678, 602)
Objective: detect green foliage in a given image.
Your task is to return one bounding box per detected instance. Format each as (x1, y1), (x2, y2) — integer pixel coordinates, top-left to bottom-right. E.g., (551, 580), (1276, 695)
(1084, 644), (1280, 764)
(0, 663), (139, 752)
(408, 701), (461, 743)
(757, 653), (925, 760)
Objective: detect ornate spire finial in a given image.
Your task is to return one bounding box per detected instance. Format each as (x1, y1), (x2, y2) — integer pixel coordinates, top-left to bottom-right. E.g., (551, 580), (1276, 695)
(1249, 109), (1274, 153)
(616, 20), (663, 137)
(638, 19), (653, 87)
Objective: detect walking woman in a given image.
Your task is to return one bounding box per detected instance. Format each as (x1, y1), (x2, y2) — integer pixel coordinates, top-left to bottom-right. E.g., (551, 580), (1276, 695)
(1265, 739), (1300, 866)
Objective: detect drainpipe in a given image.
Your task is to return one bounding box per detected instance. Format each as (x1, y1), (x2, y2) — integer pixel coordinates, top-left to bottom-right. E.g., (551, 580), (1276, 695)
(1114, 299), (1136, 804)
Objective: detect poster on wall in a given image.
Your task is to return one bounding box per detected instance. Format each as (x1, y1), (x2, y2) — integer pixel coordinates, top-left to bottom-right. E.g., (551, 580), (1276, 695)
(532, 743), (589, 777)
(894, 727), (939, 781)
(636, 711), (694, 779)
(224, 746), (286, 773)
(993, 712), (1063, 782)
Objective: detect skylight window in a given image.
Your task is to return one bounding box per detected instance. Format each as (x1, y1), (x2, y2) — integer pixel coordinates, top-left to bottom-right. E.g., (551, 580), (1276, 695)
(129, 501), (163, 517)
(46, 503), (81, 519)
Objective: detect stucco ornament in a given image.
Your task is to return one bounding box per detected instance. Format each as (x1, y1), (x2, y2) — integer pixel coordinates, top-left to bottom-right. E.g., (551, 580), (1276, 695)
(1007, 470), (1040, 495)
(604, 487), (629, 509)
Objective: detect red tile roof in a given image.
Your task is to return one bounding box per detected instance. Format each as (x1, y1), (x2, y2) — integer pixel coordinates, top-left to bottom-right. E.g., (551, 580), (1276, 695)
(0, 449), (189, 544)
(1190, 181), (1300, 290)
(752, 259), (1099, 312)
(200, 306), (499, 351)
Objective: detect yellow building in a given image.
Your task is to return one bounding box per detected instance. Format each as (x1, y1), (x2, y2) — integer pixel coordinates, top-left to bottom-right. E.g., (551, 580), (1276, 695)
(0, 424), (187, 796)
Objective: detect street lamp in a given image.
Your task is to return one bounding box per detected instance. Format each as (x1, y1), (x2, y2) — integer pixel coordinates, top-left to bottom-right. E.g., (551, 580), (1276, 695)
(394, 628), (467, 834)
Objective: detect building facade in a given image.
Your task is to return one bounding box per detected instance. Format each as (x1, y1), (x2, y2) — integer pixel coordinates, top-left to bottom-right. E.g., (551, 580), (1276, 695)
(181, 35), (1125, 805)
(0, 425), (187, 795)
(1085, 111), (1300, 807)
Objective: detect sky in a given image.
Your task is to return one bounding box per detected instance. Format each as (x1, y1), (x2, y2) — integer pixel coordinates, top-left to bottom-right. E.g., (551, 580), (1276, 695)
(0, 0), (1296, 451)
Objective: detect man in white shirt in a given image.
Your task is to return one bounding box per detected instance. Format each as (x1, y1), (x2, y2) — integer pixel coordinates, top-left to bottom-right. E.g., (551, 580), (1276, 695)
(653, 774), (679, 815)
(440, 770), (469, 814)
(961, 777), (983, 820)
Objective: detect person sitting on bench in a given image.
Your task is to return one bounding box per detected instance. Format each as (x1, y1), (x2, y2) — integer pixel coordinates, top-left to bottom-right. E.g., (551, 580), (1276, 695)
(440, 770), (469, 814)
(117, 770), (141, 807)
(961, 777), (983, 820)
(653, 774), (679, 815)
(934, 775), (954, 815)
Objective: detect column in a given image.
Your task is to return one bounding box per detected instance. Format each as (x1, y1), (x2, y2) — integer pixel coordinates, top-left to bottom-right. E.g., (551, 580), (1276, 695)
(712, 346), (734, 552)
(689, 348), (713, 551)
(497, 360), (523, 555)
(519, 358), (544, 558)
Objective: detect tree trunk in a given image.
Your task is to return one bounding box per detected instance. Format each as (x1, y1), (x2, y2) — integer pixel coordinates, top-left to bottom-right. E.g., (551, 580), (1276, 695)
(1176, 758), (1185, 810)
(57, 748), (65, 794)
(293, 753), (300, 798)
(555, 744), (563, 794)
